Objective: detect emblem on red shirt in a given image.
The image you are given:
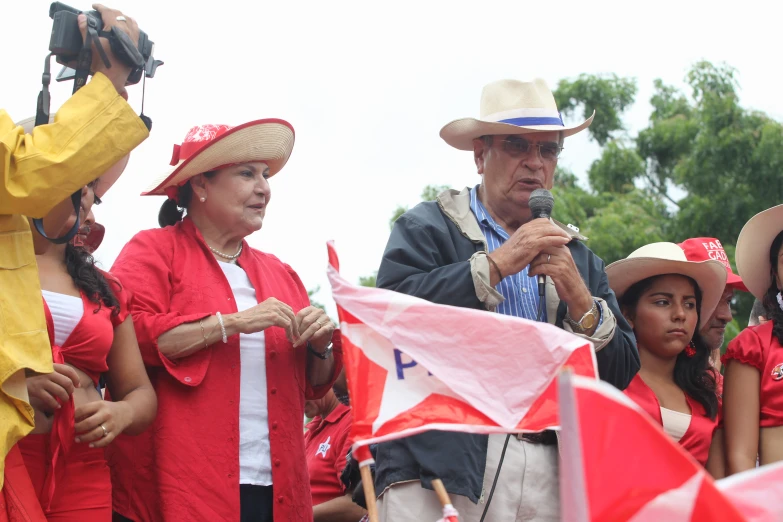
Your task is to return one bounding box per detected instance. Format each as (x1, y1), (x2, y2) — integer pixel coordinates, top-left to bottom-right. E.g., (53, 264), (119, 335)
(316, 436), (331, 458)
(772, 363), (783, 381)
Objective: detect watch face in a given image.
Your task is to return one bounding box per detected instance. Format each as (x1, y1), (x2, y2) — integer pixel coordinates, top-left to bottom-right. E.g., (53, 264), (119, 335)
(581, 314), (596, 329)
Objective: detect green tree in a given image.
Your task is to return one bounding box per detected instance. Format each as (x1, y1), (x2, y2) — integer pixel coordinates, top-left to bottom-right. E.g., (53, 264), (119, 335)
(554, 74), (638, 145)
(388, 184), (451, 230)
(362, 184), (452, 287)
(555, 62), (783, 341)
(359, 274), (377, 288)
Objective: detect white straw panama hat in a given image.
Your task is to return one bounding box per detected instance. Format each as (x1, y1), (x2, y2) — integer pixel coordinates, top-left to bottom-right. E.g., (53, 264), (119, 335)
(16, 115), (127, 200)
(439, 78), (595, 151)
(735, 204), (783, 301)
(143, 119), (295, 197)
(605, 242), (728, 328)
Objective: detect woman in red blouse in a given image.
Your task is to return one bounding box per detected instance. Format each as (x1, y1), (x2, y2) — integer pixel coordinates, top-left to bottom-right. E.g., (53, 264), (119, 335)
(19, 169), (157, 521)
(108, 120), (342, 522)
(724, 204), (783, 473)
(606, 242), (726, 474)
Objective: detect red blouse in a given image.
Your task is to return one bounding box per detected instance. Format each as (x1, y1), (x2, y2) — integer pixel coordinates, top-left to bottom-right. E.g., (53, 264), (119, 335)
(624, 374), (720, 466)
(43, 277), (129, 386)
(107, 217), (342, 522)
(723, 322), (783, 427)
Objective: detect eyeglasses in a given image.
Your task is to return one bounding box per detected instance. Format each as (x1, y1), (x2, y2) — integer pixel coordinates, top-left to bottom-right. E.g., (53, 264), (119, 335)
(500, 135), (563, 160)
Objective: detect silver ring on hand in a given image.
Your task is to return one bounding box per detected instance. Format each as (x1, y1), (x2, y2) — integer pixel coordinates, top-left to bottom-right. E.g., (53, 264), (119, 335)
(115, 15), (127, 21)
(547, 254), (551, 263)
(100, 424), (108, 437)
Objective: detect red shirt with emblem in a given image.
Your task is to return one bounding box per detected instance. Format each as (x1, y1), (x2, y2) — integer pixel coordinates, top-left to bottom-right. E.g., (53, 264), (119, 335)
(624, 374), (721, 466)
(304, 403), (353, 506)
(107, 218), (342, 522)
(723, 321), (783, 427)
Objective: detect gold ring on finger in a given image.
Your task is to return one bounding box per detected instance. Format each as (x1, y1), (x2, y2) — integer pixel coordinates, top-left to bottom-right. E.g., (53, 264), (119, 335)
(100, 424), (108, 437)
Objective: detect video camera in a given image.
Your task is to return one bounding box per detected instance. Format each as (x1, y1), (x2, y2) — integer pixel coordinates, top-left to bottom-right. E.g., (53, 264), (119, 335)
(48, 2), (162, 85)
(31, 3), (162, 245)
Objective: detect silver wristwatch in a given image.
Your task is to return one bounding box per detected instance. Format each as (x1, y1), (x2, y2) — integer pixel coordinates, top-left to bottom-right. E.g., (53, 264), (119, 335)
(564, 301), (599, 334)
(307, 341), (333, 360)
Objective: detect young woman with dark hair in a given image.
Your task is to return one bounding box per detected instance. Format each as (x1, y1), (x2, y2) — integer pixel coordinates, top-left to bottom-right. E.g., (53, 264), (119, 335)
(606, 242), (727, 475)
(19, 169), (157, 521)
(724, 204), (783, 474)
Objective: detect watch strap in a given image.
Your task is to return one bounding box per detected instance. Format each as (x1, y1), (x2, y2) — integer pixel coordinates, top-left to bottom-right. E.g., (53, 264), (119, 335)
(307, 341), (333, 360)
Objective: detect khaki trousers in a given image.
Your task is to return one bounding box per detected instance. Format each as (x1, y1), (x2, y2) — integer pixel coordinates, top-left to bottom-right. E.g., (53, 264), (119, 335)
(377, 434), (560, 522)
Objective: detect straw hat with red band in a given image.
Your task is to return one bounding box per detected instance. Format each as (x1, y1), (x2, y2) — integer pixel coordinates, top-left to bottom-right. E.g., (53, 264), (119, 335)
(678, 237), (748, 293)
(735, 204), (783, 301)
(17, 116), (129, 199)
(606, 242), (728, 328)
(142, 119), (295, 198)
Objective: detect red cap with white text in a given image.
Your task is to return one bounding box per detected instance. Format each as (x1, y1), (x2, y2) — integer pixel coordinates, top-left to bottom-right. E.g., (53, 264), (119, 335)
(678, 237), (748, 292)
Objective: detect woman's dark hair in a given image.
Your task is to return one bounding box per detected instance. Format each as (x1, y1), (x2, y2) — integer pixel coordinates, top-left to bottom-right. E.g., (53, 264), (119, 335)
(64, 243), (120, 317)
(620, 274), (719, 419)
(158, 171), (218, 228)
(762, 230), (783, 344)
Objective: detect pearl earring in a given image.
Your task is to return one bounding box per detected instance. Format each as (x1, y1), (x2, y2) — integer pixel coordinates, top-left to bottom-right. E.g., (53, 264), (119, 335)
(200, 197), (206, 202)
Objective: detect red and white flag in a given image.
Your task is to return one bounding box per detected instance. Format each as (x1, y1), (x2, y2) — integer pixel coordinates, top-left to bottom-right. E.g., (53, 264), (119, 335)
(716, 460), (783, 522)
(557, 373), (746, 522)
(326, 242), (598, 450)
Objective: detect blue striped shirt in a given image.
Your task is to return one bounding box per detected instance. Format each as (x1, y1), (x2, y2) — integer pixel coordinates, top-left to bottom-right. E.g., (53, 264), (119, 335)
(469, 185), (546, 321)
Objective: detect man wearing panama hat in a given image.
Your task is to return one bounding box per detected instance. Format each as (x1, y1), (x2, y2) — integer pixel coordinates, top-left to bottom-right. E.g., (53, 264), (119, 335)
(374, 79), (639, 521)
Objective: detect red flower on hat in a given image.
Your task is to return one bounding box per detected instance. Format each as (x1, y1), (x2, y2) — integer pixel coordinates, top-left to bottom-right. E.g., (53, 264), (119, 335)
(170, 124), (233, 166)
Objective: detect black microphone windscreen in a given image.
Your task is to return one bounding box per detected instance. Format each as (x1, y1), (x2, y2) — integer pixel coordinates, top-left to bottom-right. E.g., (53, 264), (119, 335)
(529, 189), (555, 220)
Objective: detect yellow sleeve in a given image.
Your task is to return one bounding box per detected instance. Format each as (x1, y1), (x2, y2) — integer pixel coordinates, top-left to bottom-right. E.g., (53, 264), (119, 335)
(0, 72), (149, 218)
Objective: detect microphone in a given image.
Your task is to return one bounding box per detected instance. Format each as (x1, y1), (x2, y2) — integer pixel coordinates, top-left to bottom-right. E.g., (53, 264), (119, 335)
(529, 189), (554, 297)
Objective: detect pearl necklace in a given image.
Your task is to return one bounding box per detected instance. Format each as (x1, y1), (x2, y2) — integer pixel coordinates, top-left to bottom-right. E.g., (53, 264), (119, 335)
(209, 243), (243, 260)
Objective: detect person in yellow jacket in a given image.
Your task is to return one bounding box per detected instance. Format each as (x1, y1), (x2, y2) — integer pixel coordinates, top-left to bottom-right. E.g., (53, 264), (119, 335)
(0, 4), (150, 488)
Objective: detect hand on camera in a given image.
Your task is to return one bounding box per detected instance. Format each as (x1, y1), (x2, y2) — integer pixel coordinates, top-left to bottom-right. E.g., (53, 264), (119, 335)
(77, 4), (140, 97)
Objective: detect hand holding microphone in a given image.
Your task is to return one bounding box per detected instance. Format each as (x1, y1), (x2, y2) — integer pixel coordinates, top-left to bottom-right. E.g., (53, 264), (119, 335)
(486, 189), (570, 287)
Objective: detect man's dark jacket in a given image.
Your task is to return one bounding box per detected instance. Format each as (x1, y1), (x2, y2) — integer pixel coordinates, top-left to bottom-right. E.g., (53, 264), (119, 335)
(374, 188), (639, 503)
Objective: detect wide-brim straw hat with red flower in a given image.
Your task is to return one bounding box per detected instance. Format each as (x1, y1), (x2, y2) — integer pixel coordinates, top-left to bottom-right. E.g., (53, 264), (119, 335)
(143, 119), (295, 198)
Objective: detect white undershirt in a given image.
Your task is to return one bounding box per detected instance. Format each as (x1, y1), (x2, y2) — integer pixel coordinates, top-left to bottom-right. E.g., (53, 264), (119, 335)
(218, 262), (272, 486)
(41, 290), (83, 347)
(660, 407), (691, 442)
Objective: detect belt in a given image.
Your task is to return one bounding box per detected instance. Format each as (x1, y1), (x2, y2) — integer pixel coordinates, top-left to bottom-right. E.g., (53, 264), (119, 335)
(518, 430), (558, 445)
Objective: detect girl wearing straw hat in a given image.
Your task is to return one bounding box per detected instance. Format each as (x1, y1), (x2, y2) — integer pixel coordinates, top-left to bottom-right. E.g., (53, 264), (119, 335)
(606, 242), (726, 473)
(108, 120), (342, 522)
(723, 204), (783, 474)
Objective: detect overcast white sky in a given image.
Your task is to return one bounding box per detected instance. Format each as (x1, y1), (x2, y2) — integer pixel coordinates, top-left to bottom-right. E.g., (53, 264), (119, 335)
(4, 0), (783, 318)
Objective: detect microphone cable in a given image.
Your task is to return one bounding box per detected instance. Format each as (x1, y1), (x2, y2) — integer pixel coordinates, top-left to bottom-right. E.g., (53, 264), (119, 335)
(479, 294), (545, 522)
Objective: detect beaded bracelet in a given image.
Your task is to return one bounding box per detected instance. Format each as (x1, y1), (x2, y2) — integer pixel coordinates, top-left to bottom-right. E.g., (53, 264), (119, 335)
(216, 312), (228, 344)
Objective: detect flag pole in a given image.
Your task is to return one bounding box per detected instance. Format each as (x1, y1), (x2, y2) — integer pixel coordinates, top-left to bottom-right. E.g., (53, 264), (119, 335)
(557, 369), (590, 522)
(355, 445), (379, 522)
(431, 478), (459, 521)
(360, 465), (378, 522)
